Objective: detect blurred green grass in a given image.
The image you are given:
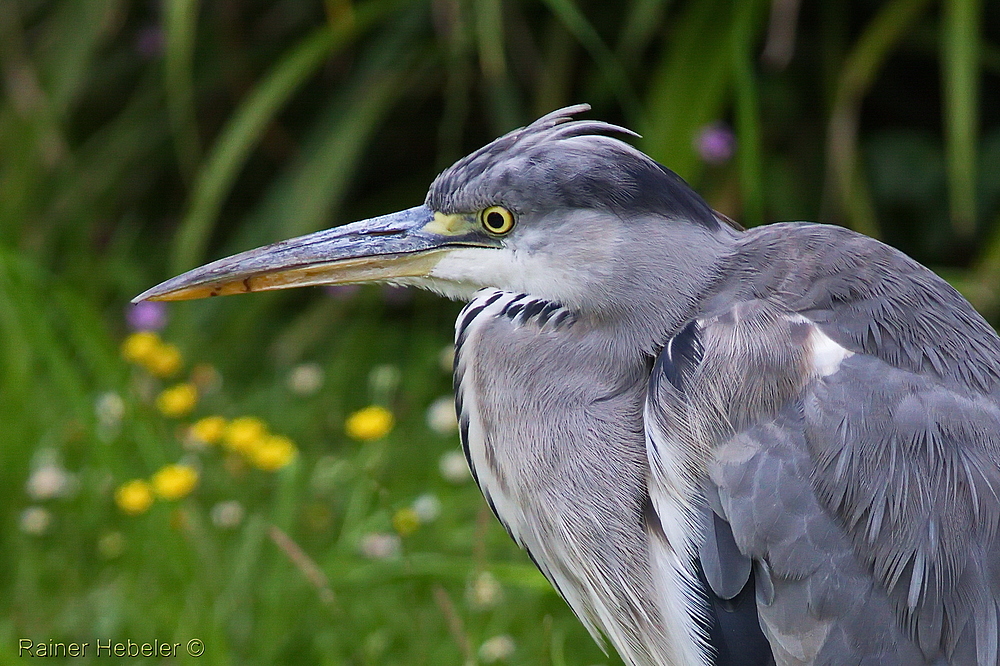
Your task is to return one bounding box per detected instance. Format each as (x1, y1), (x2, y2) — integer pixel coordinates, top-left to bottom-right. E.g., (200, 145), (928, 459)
(1, 0), (999, 664)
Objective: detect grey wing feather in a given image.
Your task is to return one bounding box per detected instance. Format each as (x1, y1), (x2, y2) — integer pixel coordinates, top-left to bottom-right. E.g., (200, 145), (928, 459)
(711, 407), (928, 665)
(804, 353), (1000, 664)
(709, 348), (1000, 665)
(699, 506), (752, 601)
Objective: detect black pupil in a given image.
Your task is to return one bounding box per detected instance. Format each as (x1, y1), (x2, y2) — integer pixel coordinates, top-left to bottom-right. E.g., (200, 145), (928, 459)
(486, 211), (506, 230)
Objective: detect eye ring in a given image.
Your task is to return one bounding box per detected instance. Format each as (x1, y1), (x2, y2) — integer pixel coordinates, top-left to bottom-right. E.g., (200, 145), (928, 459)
(479, 206), (516, 235)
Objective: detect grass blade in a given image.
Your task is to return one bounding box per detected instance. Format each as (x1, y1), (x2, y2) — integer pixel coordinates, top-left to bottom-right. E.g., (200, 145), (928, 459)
(731, 0), (767, 227)
(474, 0), (506, 81)
(248, 12), (426, 242)
(824, 0), (932, 237)
(942, 0), (982, 236)
(438, 2), (474, 167)
(539, 0), (642, 122)
(533, 21), (577, 117)
(164, 0), (202, 180)
(643, 0), (735, 183)
(169, 26), (335, 275)
(169, 0), (408, 274)
(34, 0), (125, 120)
(476, 0), (521, 132)
(617, 0), (671, 66)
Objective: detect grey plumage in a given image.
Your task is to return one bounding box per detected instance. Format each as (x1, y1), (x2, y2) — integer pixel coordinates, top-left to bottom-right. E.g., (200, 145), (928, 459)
(135, 105), (1000, 666)
(644, 220), (1000, 664)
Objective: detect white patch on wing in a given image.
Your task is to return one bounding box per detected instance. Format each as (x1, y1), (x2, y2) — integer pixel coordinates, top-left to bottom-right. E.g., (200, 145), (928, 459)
(788, 315), (854, 377)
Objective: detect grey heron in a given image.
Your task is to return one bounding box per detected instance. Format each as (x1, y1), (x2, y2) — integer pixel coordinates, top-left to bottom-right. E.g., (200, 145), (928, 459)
(136, 105), (1000, 666)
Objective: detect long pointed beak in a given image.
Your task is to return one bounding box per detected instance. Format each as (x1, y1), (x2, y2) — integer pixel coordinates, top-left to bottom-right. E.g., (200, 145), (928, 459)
(133, 205), (482, 303)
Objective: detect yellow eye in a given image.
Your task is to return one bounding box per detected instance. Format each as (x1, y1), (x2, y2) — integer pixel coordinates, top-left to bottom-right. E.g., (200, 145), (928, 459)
(479, 206), (516, 235)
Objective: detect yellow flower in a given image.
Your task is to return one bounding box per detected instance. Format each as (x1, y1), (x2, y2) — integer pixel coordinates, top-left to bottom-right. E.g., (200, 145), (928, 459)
(151, 464), (198, 500)
(392, 507), (420, 536)
(248, 434), (298, 471)
(121, 333), (183, 377)
(121, 331), (161, 365)
(224, 416), (268, 454)
(115, 479), (154, 515)
(156, 383), (198, 418)
(145, 342), (183, 378)
(345, 406), (394, 441)
(190, 415), (227, 445)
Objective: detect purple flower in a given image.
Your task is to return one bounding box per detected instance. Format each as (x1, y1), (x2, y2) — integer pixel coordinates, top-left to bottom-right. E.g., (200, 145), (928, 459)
(696, 123), (736, 165)
(126, 301), (167, 331)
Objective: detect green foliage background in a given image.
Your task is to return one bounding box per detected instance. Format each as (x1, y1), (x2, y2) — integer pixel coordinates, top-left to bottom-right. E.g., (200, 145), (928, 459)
(1, 0), (999, 664)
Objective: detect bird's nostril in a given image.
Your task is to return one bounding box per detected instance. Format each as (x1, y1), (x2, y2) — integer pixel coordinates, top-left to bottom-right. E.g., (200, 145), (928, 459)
(365, 228), (407, 237)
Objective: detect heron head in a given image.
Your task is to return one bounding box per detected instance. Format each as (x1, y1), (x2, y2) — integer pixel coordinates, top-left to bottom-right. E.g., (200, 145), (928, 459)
(135, 105), (735, 314)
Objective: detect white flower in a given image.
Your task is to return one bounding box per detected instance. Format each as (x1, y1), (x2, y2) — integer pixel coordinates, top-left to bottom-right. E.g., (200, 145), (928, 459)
(439, 450), (471, 484)
(20, 507), (51, 535)
(95, 391), (125, 441)
(368, 364), (401, 396)
(287, 363), (324, 396)
(412, 493), (442, 522)
(95, 391), (125, 427)
(26, 464), (74, 500)
(467, 571), (503, 608)
(26, 449), (76, 500)
(426, 396), (458, 434)
(478, 635), (516, 663)
(359, 532), (401, 560)
(211, 500), (245, 529)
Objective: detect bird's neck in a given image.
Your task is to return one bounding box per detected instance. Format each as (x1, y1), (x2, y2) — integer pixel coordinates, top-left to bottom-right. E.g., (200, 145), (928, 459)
(587, 218), (740, 357)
